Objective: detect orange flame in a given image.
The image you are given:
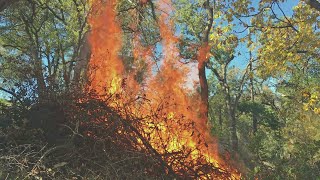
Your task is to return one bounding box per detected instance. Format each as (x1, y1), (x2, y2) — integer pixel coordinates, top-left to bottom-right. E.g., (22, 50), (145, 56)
(88, 0), (240, 179)
(88, 0), (123, 95)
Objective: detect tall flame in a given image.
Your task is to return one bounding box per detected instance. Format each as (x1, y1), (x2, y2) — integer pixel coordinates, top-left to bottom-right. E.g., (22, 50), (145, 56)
(88, 0), (240, 179)
(88, 0), (123, 94)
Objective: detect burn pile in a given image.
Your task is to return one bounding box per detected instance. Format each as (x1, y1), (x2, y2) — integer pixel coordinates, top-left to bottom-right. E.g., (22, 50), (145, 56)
(67, 93), (237, 179)
(82, 0), (240, 179)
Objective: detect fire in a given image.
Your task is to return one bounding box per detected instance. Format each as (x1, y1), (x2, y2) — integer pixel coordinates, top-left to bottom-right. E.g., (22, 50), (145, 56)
(88, 0), (124, 95)
(88, 0), (240, 179)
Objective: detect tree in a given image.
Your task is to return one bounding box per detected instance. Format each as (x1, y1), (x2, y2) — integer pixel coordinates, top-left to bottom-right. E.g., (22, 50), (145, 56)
(0, 0), (90, 100)
(173, 0), (252, 152)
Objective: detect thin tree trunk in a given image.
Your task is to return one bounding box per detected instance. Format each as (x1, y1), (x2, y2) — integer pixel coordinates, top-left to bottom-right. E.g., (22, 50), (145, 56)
(250, 51), (257, 134)
(20, 0), (46, 101)
(32, 49), (46, 101)
(73, 31), (91, 85)
(230, 108), (238, 151)
(225, 95), (238, 152)
(219, 106), (222, 130)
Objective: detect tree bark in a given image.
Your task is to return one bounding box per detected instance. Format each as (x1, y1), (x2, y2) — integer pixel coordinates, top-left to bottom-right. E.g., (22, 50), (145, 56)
(198, 59), (209, 121)
(198, 0), (213, 123)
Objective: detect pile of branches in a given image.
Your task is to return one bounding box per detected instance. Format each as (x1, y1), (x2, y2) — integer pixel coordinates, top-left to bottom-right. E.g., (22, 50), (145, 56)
(0, 90), (237, 179)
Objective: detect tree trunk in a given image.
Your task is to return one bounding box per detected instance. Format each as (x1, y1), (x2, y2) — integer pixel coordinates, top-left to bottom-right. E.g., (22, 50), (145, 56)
(20, 0), (46, 101)
(198, 60), (209, 121)
(73, 31), (91, 85)
(198, 0), (213, 124)
(226, 98), (238, 152)
(32, 30), (46, 101)
(250, 52), (257, 134)
(32, 50), (46, 101)
(230, 108), (238, 152)
(219, 106), (222, 130)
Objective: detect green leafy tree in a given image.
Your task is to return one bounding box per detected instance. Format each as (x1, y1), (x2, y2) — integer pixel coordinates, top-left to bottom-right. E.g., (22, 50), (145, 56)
(0, 0), (90, 100)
